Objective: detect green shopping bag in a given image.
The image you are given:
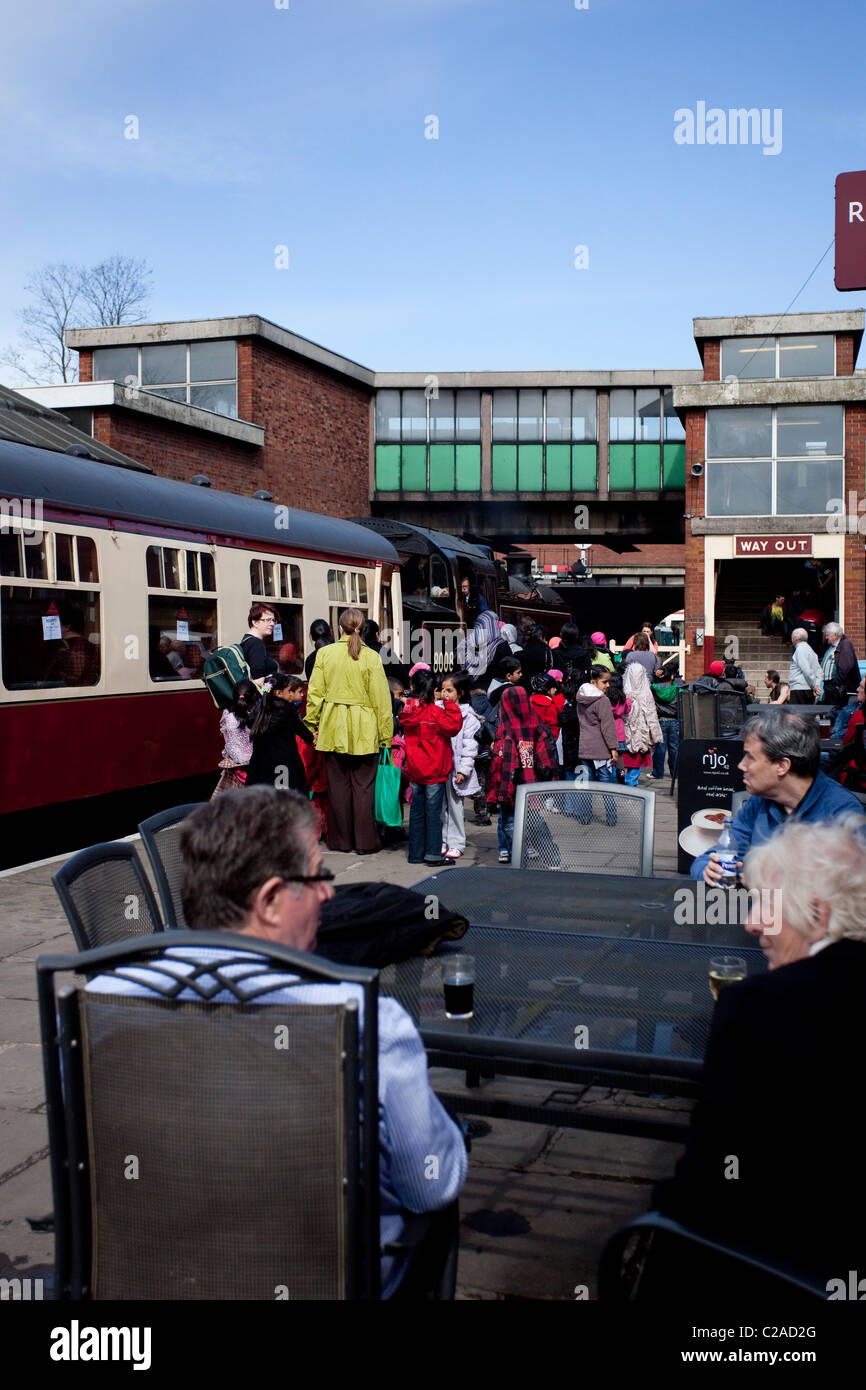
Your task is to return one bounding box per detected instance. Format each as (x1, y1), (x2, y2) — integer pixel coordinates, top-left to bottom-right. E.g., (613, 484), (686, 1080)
(374, 748), (403, 827)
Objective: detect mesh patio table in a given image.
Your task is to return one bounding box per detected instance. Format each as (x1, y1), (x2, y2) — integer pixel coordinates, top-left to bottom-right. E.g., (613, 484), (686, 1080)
(380, 868), (765, 1139)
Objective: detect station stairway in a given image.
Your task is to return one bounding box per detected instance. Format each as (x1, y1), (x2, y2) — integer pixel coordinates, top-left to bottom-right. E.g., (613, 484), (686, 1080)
(713, 574), (792, 696)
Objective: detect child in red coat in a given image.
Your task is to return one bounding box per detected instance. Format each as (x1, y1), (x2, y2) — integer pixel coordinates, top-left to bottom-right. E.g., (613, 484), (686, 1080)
(401, 669), (462, 865)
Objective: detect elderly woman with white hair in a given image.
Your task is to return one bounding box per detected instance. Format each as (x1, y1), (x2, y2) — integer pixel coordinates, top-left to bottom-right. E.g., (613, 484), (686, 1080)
(656, 815), (866, 1288)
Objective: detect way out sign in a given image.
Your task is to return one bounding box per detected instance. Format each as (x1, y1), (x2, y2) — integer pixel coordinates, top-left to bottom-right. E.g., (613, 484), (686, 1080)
(835, 172), (866, 290)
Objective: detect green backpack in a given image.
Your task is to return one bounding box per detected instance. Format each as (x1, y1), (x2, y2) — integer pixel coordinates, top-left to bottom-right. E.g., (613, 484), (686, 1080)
(203, 644), (251, 710)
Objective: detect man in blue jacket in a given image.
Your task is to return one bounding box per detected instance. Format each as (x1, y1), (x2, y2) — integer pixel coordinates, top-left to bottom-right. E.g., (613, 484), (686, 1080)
(691, 709), (864, 885)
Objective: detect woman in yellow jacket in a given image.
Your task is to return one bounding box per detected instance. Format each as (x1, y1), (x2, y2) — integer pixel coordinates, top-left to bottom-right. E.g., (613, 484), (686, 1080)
(304, 608), (394, 853)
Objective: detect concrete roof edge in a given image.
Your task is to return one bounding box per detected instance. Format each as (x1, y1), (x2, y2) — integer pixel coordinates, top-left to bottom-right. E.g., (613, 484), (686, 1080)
(373, 370), (704, 387)
(66, 316), (376, 388)
(109, 384), (265, 442)
(693, 311), (865, 339)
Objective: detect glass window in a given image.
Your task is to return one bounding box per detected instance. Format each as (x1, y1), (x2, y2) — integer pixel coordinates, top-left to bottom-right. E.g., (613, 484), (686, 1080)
(429, 390), (455, 441)
(777, 459), (843, 515)
(146, 546), (162, 587)
(1, 587), (101, 690)
(376, 391), (401, 442)
(707, 461), (772, 516)
(148, 597), (218, 682)
(279, 563), (301, 598)
(572, 389), (597, 442)
(146, 385), (188, 404)
(609, 390), (635, 442)
(401, 554), (429, 598)
(401, 391), (427, 442)
(327, 569), (348, 603)
(776, 405), (842, 457)
(24, 534), (48, 581)
(162, 549), (181, 589)
(353, 573), (368, 606)
(707, 407), (772, 458)
(185, 553), (199, 591)
(0, 532), (21, 578)
(200, 552), (215, 591)
(430, 554), (450, 597)
(190, 383), (238, 417)
(141, 343), (187, 385)
(662, 390), (686, 441)
(262, 562), (277, 597)
(76, 537), (98, 583)
(546, 389), (571, 442)
(493, 390), (517, 442)
(268, 605), (304, 673)
(721, 337), (775, 380)
(92, 347), (138, 382)
(636, 389), (661, 442)
(190, 339), (236, 381)
(250, 559), (263, 594)
(518, 390), (543, 442)
(456, 390), (480, 442)
(778, 334), (835, 379)
(56, 533), (74, 583)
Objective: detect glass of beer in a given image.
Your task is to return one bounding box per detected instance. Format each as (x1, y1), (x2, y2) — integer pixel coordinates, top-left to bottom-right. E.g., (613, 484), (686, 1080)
(708, 955), (747, 1001)
(443, 954), (475, 1020)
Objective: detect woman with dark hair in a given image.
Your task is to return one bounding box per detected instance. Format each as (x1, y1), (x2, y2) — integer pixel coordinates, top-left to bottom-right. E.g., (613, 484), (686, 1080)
(557, 622), (591, 684)
(400, 669), (462, 865)
(361, 618), (382, 653)
(247, 674), (312, 793)
(241, 603), (279, 680)
(212, 679), (259, 797)
(304, 618), (334, 680)
(518, 624), (552, 692)
(486, 684), (558, 863)
(304, 608), (393, 853)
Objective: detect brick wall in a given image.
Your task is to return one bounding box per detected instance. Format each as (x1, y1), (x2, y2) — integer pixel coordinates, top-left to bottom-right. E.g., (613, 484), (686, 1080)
(836, 333), (856, 376)
(92, 409), (260, 494)
(701, 340), (720, 383)
(248, 339), (370, 517)
(79, 349), (92, 383)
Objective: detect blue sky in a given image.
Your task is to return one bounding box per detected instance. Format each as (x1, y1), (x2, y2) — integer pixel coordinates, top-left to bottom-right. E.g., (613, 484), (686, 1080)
(1, 0), (865, 376)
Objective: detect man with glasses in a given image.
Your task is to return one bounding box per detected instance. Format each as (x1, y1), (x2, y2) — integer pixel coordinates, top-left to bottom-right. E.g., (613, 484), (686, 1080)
(89, 786), (467, 1296)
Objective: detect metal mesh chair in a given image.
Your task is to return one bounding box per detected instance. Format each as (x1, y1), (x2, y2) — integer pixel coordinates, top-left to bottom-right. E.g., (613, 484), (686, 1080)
(138, 803), (204, 928)
(511, 781), (655, 876)
(38, 932), (382, 1300)
(52, 843), (164, 951)
(599, 1211), (827, 1303)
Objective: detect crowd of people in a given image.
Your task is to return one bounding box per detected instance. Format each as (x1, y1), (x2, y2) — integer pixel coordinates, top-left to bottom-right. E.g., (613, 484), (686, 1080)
(211, 602), (865, 866)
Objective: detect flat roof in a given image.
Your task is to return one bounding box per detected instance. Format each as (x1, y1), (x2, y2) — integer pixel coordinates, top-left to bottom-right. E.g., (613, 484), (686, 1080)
(693, 310), (864, 356)
(67, 316), (376, 390)
(18, 383), (264, 447)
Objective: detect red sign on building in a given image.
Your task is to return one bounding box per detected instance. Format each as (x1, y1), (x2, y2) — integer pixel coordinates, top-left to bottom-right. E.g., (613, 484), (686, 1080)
(835, 172), (866, 291)
(734, 536), (812, 557)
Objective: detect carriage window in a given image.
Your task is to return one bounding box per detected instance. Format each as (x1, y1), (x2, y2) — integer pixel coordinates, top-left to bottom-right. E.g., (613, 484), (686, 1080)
(76, 537), (99, 584)
(55, 534), (75, 583)
(328, 568), (368, 641)
(24, 533), (48, 581)
(429, 555), (450, 599)
(279, 563), (301, 599)
(1, 587), (101, 691)
(147, 546), (218, 680)
(147, 596), (218, 682)
(327, 569), (348, 604)
(0, 532), (22, 578)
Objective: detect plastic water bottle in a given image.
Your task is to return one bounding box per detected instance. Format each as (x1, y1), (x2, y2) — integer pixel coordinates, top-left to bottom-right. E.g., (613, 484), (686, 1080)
(715, 815), (739, 887)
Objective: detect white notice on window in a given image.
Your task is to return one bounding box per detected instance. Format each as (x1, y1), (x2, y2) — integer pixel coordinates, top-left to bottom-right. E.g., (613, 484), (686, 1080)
(42, 614), (62, 641)
(273, 624), (283, 641)
(176, 620), (190, 641)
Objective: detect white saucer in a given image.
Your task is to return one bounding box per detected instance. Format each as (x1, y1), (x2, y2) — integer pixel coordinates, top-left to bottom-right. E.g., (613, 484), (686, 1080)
(678, 824), (722, 858)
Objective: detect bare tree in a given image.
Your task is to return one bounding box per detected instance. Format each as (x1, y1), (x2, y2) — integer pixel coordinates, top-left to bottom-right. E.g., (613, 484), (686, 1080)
(78, 255), (151, 328)
(16, 263), (82, 383)
(0, 256), (153, 387)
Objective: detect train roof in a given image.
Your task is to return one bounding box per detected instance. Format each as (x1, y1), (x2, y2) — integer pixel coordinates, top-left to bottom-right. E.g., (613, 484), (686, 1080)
(0, 438), (400, 564)
(351, 517), (496, 572)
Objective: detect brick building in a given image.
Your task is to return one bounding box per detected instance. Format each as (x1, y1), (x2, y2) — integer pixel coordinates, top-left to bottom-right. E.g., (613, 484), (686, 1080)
(673, 311), (865, 684)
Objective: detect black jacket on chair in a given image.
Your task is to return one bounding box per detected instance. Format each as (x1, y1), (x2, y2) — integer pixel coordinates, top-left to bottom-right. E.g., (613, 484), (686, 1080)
(655, 939), (866, 1287)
